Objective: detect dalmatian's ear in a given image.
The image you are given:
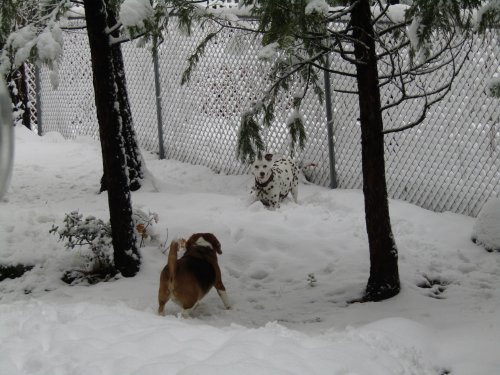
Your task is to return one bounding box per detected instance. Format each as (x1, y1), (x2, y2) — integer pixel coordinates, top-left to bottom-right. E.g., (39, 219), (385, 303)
(264, 153), (273, 162)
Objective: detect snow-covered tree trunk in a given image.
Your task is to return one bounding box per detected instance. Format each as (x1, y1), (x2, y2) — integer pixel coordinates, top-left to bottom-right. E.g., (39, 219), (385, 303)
(351, 0), (400, 301)
(112, 47), (144, 192)
(99, 5), (144, 193)
(83, 0), (140, 277)
(7, 64), (31, 129)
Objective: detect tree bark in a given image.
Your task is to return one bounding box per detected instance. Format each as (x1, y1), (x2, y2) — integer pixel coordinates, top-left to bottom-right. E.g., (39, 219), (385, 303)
(7, 65), (31, 129)
(83, 0), (140, 277)
(99, 5), (144, 193)
(351, 0), (400, 301)
(19, 64), (31, 128)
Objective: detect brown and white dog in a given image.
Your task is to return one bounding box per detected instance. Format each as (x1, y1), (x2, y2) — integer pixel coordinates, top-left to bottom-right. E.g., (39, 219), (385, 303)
(158, 233), (230, 316)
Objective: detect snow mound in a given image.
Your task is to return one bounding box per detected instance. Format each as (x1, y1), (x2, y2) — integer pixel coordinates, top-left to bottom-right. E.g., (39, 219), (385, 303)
(471, 198), (500, 252)
(0, 301), (439, 375)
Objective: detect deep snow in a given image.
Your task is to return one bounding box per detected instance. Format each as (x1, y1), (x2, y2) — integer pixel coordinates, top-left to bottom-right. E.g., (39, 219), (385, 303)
(0, 127), (499, 375)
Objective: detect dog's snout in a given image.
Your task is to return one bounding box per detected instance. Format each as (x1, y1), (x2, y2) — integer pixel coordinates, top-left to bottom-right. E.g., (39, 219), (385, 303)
(259, 171), (265, 177)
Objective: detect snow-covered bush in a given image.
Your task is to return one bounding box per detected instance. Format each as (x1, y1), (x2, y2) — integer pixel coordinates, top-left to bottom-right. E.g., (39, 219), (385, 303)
(50, 209), (159, 284)
(50, 211), (116, 284)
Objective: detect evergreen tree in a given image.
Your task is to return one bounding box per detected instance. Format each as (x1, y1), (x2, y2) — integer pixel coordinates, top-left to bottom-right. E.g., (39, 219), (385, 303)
(407, 0), (500, 97)
(185, 0), (498, 300)
(350, 0), (400, 300)
(0, 0), (38, 129)
(0, 0), (151, 192)
(83, 0), (140, 277)
(99, 2), (145, 193)
(0, 0), (154, 277)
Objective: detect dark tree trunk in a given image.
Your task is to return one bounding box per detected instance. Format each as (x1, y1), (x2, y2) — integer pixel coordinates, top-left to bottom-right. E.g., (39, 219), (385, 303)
(83, 0), (140, 277)
(351, 0), (400, 301)
(111, 43), (144, 192)
(19, 64), (31, 128)
(7, 65), (31, 129)
(99, 6), (144, 193)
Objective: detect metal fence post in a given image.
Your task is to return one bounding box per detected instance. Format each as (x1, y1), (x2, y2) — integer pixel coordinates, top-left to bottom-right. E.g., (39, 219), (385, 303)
(152, 37), (166, 159)
(35, 65), (43, 135)
(323, 55), (338, 189)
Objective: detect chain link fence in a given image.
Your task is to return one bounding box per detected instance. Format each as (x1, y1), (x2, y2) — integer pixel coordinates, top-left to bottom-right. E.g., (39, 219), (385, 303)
(36, 20), (499, 217)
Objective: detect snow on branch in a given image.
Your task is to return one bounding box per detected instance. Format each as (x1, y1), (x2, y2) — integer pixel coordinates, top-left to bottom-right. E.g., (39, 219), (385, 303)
(119, 0), (154, 30)
(0, 0), (68, 87)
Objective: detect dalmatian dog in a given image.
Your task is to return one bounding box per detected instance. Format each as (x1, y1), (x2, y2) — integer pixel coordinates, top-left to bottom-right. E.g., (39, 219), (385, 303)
(250, 153), (299, 209)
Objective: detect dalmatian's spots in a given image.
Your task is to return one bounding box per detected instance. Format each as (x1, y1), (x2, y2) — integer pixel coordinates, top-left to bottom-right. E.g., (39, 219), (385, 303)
(251, 153), (299, 209)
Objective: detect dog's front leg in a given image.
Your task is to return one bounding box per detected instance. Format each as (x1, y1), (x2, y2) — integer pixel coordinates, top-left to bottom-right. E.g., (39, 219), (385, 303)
(216, 288), (231, 310)
(214, 272), (231, 310)
(268, 200), (279, 210)
(181, 302), (199, 318)
(247, 186), (260, 205)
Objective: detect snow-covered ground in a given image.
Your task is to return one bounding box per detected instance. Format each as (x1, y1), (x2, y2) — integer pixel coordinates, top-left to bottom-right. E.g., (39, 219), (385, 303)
(0, 127), (499, 375)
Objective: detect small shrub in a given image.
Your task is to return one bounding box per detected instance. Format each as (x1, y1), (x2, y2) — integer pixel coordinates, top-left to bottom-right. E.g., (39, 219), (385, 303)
(132, 209), (159, 247)
(50, 211), (116, 284)
(50, 209), (159, 285)
(0, 264), (34, 282)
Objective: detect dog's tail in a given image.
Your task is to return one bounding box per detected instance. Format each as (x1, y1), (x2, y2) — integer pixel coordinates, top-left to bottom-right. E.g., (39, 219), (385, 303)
(167, 240), (180, 283)
(299, 161), (317, 184)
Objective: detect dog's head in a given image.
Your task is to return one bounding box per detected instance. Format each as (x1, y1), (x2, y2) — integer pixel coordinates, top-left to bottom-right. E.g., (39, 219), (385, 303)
(185, 233), (222, 255)
(251, 153), (273, 183)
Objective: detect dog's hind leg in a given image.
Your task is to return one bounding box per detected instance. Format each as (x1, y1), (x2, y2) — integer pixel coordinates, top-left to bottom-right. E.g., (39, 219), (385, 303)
(158, 277), (170, 316)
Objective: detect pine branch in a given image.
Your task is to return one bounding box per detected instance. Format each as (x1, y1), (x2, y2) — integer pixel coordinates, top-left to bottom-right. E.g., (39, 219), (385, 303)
(181, 30), (220, 85)
(288, 115), (306, 155)
(237, 107), (265, 163)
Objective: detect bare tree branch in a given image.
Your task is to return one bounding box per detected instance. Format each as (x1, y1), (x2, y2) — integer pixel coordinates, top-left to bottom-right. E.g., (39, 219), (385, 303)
(382, 36), (473, 134)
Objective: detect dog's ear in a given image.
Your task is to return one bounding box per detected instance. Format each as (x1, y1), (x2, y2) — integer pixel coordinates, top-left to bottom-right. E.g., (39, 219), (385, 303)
(186, 233), (222, 254)
(264, 153), (273, 162)
(185, 234), (199, 251)
(201, 233), (222, 254)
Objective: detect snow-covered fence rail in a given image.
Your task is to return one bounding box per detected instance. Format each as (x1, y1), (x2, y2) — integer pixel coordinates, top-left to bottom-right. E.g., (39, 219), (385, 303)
(36, 21), (499, 217)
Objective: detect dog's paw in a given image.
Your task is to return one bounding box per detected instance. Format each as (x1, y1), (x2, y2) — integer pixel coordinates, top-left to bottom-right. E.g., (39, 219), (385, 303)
(245, 189), (259, 204)
(248, 201), (266, 211)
